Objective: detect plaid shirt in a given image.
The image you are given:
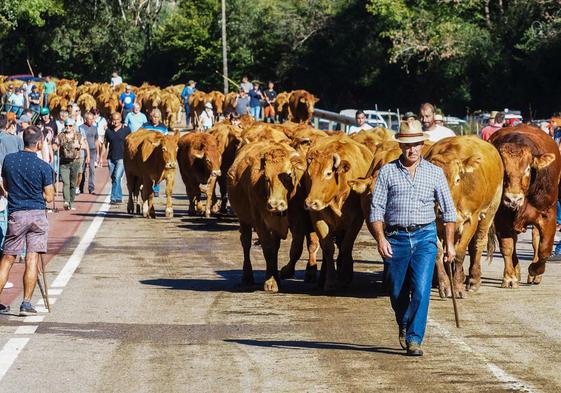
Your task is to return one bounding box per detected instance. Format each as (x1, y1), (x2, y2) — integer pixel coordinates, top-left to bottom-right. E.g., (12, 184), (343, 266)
(369, 158), (456, 226)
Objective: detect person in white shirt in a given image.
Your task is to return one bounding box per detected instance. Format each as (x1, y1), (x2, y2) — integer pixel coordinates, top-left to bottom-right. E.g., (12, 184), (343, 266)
(348, 110), (373, 135)
(200, 102), (214, 130)
(110, 72), (123, 89)
(419, 103), (456, 142)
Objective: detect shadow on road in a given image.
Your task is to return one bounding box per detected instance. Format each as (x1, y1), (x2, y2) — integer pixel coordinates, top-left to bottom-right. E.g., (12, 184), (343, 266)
(177, 216), (239, 232)
(140, 269), (387, 299)
(224, 339), (404, 356)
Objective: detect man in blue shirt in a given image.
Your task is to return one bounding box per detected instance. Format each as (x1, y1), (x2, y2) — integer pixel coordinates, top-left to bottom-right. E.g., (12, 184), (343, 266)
(368, 120), (456, 356)
(125, 103), (148, 132)
(0, 126), (54, 316)
(180, 80), (196, 128)
(28, 85), (41, 112)
(119, 85), (136, 122)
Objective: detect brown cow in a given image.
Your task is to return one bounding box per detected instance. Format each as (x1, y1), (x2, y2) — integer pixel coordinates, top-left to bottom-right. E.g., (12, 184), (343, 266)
(304, 134), (373, 290)
(124, 129), (180, 219)
(77, 93), (97, 114)
(177, 132), (222, 218)
(159, 92), (181, 128)
(241, 123), (290, 145)
(288, 90), (319, 124)
(350, 127), (394, 151)
(228, 141), (318, 291)
(275, 92), (291, 122)
(223, 92), (238, 115)
(207, 91), (225, 120)
(426, 136), (503, 298)
(188, 90), (207, 129)
(490, 125), (561, 287)
(208, 124), (243, 214)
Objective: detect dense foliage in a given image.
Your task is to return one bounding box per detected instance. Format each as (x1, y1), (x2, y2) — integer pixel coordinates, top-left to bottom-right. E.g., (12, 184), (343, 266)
(2, 0), (561, 116)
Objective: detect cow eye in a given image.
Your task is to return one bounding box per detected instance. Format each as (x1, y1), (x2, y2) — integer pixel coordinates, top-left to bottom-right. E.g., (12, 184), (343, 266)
(524, 166), (531, 176)
(454, 176), (460, 185)
(325, 170), (332, 177)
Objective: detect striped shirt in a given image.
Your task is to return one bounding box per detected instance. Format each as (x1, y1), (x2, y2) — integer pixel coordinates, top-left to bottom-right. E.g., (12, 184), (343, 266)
(369, 157), (456, 226)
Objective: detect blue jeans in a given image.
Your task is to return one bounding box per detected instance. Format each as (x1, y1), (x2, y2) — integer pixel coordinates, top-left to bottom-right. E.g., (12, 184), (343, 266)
(384, 222), (438, 345)
(555, 201), (561, 254)
(184, 103), (190, 125)
(250, 106), (261, 120)
(108, 159), (124, 202)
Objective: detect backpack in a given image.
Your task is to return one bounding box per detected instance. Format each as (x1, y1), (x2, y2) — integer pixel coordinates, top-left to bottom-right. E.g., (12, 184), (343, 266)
(59, 132), (81, 162)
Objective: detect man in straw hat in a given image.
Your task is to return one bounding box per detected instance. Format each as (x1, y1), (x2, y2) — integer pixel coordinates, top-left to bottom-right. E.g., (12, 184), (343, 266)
(367, 120), (457, 356)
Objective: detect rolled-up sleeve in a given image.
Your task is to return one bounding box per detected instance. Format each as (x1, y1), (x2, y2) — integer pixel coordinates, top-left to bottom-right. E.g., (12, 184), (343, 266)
(369, 168), (388, 223)
(434, 167), (456, 222)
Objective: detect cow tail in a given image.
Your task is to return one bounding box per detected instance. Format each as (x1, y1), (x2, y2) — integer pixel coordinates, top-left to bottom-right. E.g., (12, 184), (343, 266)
(486, 223), (496, 264)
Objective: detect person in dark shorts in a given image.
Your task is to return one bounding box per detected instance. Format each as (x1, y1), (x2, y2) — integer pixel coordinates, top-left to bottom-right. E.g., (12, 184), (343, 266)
(0, 126), (54, 316)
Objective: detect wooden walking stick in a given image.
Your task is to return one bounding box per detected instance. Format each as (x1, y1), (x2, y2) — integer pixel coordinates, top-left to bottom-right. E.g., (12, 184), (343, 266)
(446, 259), (460, 328)
(37, 254), (51, 312)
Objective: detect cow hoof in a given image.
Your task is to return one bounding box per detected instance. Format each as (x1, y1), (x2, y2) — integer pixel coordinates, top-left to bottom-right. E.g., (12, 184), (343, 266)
(165, 208), (173, 218)
(263, 277), (279, 293)
(527, 274), (543, 285)
(304, 267), (318, 283)
(501, 277), (519, 288)
(279, 265), (295, 279)
(438, 284), (451, 299)
(454, 289), (466, 299)
(466, 279), (481, 292)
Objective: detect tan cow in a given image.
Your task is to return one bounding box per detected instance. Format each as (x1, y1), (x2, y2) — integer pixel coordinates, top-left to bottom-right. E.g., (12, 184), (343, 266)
(159, 92), (181, 128)
(490, 125), (561, 287)
(97, 91), (119, 119)
(207, 91), (225, 120)
(228, 141), (318, 291)
(223, 92), (238, 115)
(124, 129), (180, 219)
(304, 134), (373, 290)
(188, 90), (207, 129)
(77, 93), (97, 114)
(275, 92), (291, 122)
(241, 123), (290, 145)
(350, 127), (394, 151)
(208, 124), (243, 214)
(178, 132), (222, 218)
(425, 136), (503, 298)
(289, 90), (319, 123)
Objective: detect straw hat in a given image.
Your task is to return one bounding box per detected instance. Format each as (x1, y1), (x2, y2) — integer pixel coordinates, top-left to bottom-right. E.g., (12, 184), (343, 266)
(394, 120), (428, 144)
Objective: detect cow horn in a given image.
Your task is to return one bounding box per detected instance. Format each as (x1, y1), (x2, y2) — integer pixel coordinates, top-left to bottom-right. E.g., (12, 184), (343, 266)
(333, 153), (341, 169)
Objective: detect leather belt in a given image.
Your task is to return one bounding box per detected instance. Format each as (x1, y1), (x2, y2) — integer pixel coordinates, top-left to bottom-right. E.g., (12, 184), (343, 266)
(386, 222), (431, 233)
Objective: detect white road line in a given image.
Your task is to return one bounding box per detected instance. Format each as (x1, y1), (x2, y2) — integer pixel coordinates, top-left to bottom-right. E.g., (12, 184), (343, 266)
(0, 338), (30, 380)
(429, 319), (539, 393)
(23, 316), (44, 323)
(48, 288), (63, 295)
(51, 196), (111, 288)
(14, 326), (38, 335)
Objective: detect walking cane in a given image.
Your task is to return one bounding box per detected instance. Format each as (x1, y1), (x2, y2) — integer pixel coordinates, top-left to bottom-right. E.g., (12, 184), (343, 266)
(446, 258), (460, 328)
(37, 254), (51, 312)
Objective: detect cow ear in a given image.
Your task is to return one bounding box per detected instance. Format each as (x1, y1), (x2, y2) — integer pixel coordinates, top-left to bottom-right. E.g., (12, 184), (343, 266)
(141, 139), (160, 162)
(532, 153), (556, 170)
(314, 97), (319, 103)
(348, 177), (372, 194)
(462, 155), (482, 174)
(337, 160), (351, 173)
(290, 154), (306, 172)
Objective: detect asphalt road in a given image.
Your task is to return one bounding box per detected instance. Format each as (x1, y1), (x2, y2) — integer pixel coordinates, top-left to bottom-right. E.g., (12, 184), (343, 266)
(1, 178), (560, 393)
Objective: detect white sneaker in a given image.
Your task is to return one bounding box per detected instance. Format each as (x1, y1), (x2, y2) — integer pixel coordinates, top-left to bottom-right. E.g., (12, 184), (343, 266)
(3, 281), (14, 289)
(75, 189), (80, 196)
(64, 202), (70, 210)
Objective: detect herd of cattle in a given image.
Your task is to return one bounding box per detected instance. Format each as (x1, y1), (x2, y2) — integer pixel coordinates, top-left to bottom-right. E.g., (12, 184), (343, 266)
(121, 98), (561, 298)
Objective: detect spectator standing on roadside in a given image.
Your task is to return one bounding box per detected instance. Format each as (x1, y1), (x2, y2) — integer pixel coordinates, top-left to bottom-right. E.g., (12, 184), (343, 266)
(419, 103), (456, 142)
(0, 126), (54, 316)
(56, 119), (89, 210)
(111, 72), (123, 89)
(481, 111), (505, 141)
(125, 103), (148, 132)
(92, 109), (107, 145)
(234, 89), (250, 116)
(181, 80), (196, 128)
(102, 113), (131, 204)
(119, 85), (136, 121)
(8, 88), (25, 116)
(36, 120), (55, 165)
(240, 76), (253, 95)
(200, 102), (214, 130)
(42, 76), (56, 108)
(28, 86), (41, 112)
(348, 110), (374, 135)
(248, 82), (263, 120)
(78, 113), (100, 194)
(56, 110), (69, 135)
(1, 84), (15, 107)
(402, 112), (418, 128)
(263, 81), (277, 123)
(17, 115), (32, 135)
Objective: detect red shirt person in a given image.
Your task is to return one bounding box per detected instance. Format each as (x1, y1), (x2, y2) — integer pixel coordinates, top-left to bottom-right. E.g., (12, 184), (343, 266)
(481, 111), (505, 141)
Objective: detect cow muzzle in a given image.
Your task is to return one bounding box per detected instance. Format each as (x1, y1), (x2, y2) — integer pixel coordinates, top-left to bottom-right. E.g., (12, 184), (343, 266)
(503, 193), (524, 209)
(267, 199), (288, 216)
(305, 198), (326, 211)
(211, 169), (222, 177)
